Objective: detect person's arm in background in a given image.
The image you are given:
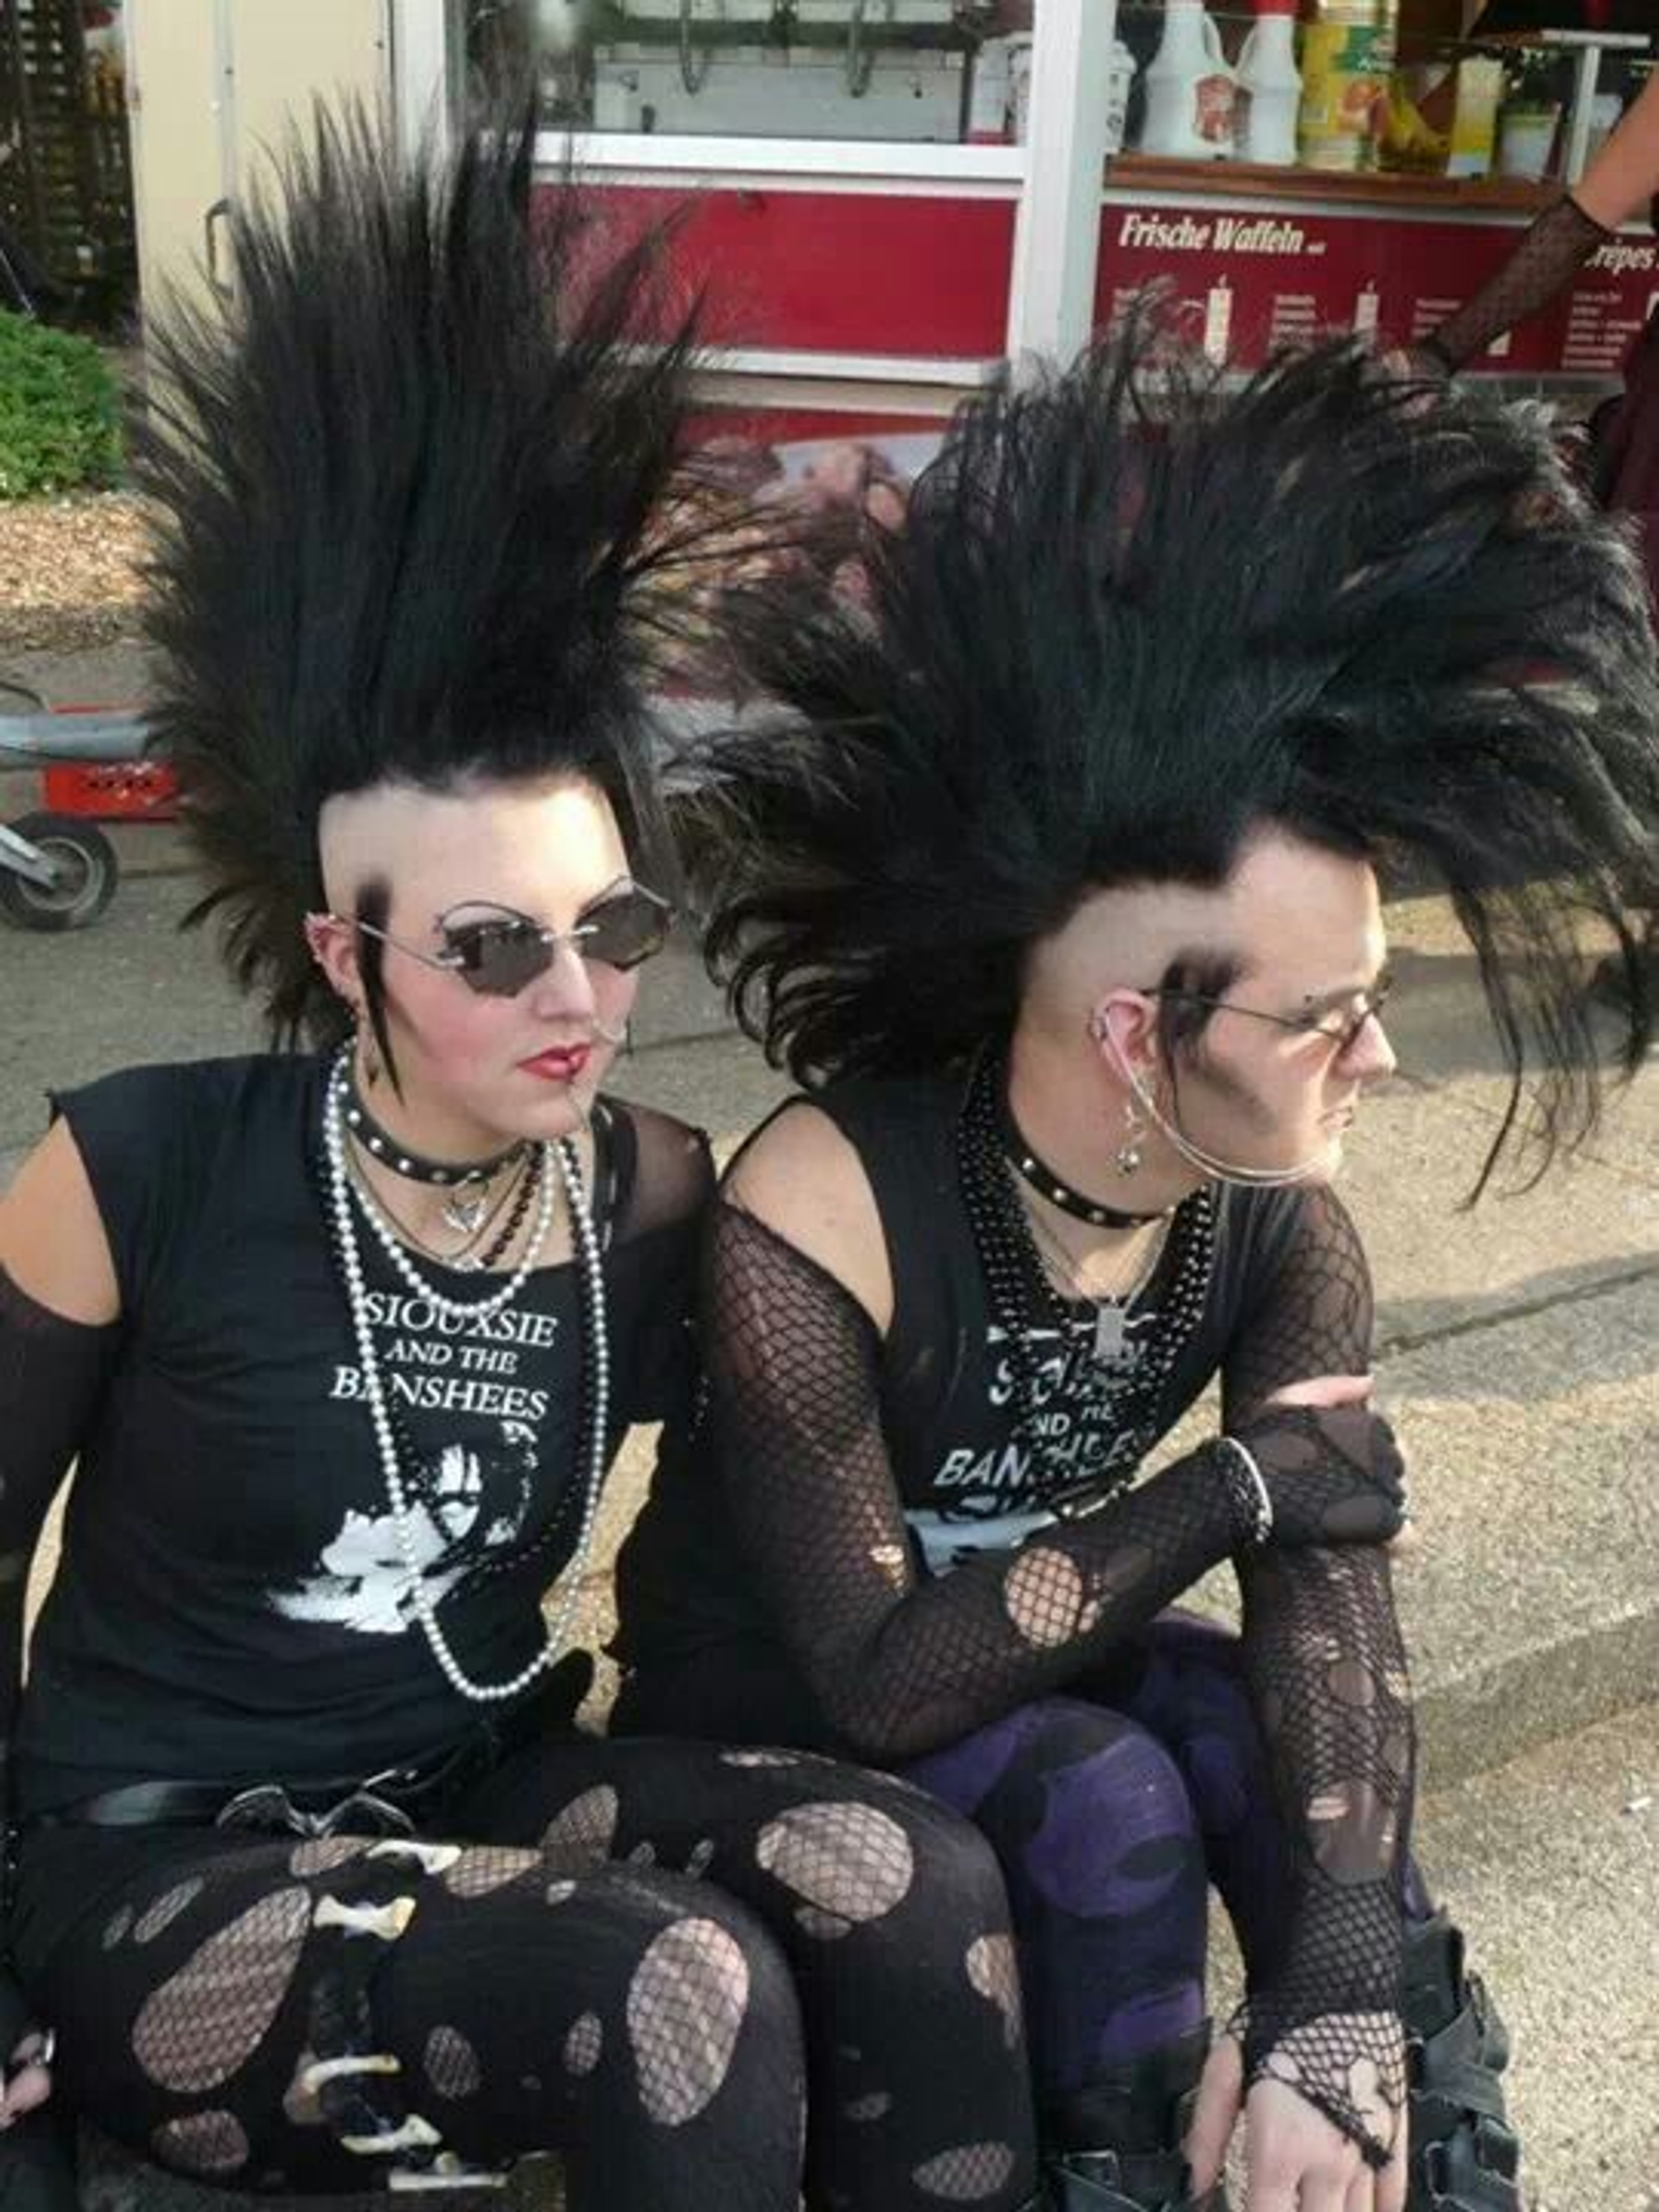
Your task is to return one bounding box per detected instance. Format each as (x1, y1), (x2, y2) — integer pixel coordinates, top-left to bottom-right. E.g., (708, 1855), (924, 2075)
(0, 1122), (122, 2135)
(1422, 67), (1659, 370)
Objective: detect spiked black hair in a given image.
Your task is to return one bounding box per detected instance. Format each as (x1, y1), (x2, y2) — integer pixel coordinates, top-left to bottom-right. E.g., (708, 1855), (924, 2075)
(687, 331), (1659, 1192)
(136, 107), (709, 1053)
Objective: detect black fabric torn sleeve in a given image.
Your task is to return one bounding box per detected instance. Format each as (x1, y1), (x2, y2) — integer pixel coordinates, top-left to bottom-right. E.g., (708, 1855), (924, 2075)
(1222, 1185), (1415, 2169)
(1422, 195), (1613, 372)
(0, 1262), (118, 2045)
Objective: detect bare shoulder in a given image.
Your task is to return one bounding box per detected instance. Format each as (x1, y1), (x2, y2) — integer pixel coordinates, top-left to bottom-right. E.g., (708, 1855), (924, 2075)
(0, 1119), (120, 1325)
(724, 1100), (895, 1335)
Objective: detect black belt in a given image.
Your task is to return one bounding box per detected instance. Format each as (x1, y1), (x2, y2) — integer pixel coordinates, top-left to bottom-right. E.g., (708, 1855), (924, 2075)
(22, 1652), (594, 1844)
(30, 1771), (435, 1840)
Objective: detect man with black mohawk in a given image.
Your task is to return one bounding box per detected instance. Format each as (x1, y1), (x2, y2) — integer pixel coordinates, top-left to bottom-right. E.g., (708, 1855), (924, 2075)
(611, 334), (1659, 2212)
(0, 112), (1050, 2212)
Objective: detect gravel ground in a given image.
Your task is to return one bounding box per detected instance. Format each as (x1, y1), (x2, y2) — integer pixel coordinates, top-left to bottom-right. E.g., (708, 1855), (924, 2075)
(0, 492), (149, 652)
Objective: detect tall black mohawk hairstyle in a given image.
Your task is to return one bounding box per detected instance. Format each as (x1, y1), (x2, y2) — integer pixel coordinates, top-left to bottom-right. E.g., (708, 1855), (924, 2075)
(136, 107), (705, 1047)
(692, 330), (1659, 1190)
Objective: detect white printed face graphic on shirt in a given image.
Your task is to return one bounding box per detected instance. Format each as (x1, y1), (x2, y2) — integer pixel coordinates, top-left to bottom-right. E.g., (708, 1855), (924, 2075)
(270, 1425), (538, 1636)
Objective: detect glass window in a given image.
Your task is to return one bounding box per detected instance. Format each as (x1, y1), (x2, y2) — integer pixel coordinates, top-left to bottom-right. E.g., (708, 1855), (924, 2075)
(452, 0), (1040, 145)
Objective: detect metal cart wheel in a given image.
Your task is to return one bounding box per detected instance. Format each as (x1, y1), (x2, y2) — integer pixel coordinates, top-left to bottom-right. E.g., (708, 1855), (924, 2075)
(0, 813), (119, 931)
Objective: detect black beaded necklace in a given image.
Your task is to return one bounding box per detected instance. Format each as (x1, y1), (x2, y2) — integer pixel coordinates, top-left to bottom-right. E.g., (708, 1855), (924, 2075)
(956, 1051), (1220, 1505)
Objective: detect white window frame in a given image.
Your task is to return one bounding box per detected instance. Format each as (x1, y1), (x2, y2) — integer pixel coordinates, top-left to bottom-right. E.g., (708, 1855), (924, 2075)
(396, 0), (1112, 382)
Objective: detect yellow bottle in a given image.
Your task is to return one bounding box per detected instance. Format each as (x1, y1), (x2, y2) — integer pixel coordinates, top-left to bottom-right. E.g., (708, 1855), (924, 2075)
(1298, 0), (1399, 172)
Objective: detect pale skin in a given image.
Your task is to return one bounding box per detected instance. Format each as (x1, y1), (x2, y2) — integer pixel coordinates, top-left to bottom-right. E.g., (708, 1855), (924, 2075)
(0, 769), (646, 2122)
(725, 825), (1408, 2212)
(1573, 64), (1659, 235)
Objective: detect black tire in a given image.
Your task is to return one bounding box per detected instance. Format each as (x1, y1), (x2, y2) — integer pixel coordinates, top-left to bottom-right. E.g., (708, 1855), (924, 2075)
(0, 814), (118, 931)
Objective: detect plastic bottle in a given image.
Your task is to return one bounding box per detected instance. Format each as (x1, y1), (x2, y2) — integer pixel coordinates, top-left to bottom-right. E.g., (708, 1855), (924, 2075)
(1237, 0), (1302, 165)
(1298, 0), (1398, 173)
(1139, 0), (1236, 161)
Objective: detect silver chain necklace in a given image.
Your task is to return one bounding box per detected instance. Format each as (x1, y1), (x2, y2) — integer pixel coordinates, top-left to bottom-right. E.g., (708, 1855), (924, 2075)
(323, 1051), (611, 1705)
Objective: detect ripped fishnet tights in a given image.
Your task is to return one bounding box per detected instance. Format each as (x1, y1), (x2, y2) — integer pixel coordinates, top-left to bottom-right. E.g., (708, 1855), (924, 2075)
(1422, 196), (1613, 372)
(15, 1738), (1038, 2211)
(704, 1186), (1414, 2169)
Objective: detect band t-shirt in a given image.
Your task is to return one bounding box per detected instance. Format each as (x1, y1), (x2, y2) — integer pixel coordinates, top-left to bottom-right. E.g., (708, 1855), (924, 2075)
(612, 1073), (1312, 1742)
(16, 1054), (709, 1817)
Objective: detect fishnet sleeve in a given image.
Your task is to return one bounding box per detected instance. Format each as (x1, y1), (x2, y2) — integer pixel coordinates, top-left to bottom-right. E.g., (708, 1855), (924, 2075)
(1221, 1184), (1374, 1429)
(704, 1201), (1399, 1766)
(1421, 195), (1612, 372)
(1223, 1188), (1416, 2169)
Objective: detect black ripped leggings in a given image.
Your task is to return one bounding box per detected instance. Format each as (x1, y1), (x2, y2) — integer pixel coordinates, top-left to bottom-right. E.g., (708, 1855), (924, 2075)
(13, 1738), (1038, 2212)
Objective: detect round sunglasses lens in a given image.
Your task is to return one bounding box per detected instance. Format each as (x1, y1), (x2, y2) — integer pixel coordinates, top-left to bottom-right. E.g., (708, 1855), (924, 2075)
(467, 924), (554, 997)
(582, 893), (670, 970)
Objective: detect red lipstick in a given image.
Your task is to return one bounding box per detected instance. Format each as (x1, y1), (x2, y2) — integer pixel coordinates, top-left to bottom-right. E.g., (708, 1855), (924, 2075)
(520, 1044), (592, 1084)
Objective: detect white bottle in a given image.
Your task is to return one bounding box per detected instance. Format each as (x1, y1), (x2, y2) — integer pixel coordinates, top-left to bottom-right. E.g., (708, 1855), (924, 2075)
(1105, 39), (1139, 157)
(1140, 0), (1236, 161)
(1237, 0), (1301, 166)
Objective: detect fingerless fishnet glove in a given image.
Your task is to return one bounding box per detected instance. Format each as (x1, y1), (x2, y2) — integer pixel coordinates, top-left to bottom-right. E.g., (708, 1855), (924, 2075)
(1236, 1546), (1413, 2168)
(1424, 195), (1613, 371)
(1223, 1187), (1414, 2171)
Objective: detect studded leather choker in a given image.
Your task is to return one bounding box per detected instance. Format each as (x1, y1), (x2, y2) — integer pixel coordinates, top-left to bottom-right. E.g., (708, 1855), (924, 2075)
(343, 1074), (527, 1189)
(995, 1078), (1172, 1230)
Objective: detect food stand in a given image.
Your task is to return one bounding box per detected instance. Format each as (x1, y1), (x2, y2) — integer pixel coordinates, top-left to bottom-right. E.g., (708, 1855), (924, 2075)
(445, 7), (1657, 437)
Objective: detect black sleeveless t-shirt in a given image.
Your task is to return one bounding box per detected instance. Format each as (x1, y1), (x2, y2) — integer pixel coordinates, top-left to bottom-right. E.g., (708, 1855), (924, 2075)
(613, 1073), (1310, 1744)
(17, 1054), (709, 1816)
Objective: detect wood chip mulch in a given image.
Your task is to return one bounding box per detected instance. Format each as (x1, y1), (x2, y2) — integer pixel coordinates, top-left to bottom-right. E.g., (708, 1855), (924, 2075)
(0, 492), (150, 652)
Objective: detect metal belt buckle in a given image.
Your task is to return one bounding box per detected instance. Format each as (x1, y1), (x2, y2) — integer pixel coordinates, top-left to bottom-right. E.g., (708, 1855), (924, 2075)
(323, 1788), (417, 1840)
(214, 1784), (314, 1838)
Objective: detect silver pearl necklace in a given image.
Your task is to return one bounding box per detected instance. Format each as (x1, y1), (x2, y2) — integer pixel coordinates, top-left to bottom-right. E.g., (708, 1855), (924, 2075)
(324, 1052), (611, 1705)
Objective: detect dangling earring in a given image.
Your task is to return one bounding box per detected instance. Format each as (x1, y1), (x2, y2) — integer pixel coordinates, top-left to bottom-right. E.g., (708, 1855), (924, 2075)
(356, 1008), (382, 1090)
(1115, 1096), (1148, 1177)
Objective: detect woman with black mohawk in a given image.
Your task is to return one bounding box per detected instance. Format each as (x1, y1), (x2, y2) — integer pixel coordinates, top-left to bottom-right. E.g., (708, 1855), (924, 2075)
(0, 113), (1048, 2212)
(611, 334), (1659, 2211)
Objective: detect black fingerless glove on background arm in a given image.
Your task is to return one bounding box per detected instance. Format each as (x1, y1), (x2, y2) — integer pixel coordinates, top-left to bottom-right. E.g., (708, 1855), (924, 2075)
(1424, 195), (1613, 372)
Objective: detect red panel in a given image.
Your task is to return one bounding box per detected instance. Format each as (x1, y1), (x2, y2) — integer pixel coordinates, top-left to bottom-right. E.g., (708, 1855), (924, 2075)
(42, 763), (178, 820)
(555, 181), (1015, 355)
(1095, 196), (1659, 375)
(687, 404), (945, 444)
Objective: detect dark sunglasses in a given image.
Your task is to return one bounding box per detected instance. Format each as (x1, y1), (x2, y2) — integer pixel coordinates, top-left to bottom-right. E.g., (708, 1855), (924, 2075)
(352, 885), (673, 998)
(1148, 976), (1392, 1057)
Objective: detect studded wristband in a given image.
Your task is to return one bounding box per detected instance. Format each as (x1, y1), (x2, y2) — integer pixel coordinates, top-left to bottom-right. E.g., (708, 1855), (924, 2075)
(1215, 1435), (1274, 1549)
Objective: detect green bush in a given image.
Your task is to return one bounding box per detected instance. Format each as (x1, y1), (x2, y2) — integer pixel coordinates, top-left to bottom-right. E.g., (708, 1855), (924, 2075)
(0, 310), (123, 499)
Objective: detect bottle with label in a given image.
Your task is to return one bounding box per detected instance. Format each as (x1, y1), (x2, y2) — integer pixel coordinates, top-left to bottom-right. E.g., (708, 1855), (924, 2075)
(1297, 0), (1398, 173)
(1237, 0), (1302, 165)
(1139, 0), (1237, 162)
